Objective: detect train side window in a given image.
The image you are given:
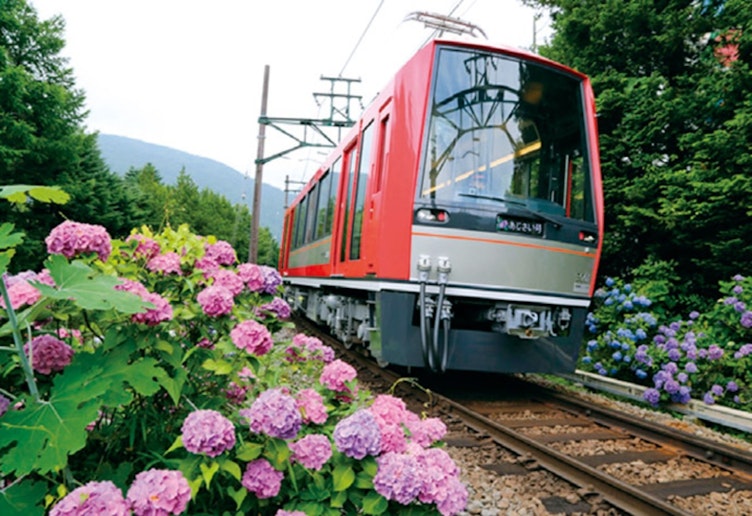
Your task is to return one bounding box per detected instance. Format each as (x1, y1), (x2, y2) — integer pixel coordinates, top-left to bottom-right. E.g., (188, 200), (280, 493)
(290, 206), (300, 250)
(374, 114), (390, 193)
(295, 194), (309, 248)
(314, 170), (332, 240)
(350, 121), (375, 261)
(326, 158), (341, 235)
(339, 146), (358, 262)
(304, 183), (319, 244)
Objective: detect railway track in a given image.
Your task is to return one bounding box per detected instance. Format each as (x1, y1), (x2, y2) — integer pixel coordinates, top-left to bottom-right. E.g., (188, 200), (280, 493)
(293, 316), (752, 514)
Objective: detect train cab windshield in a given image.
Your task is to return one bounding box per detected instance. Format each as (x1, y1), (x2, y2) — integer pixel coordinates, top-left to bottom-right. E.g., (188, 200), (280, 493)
(418, 46), (596, 224)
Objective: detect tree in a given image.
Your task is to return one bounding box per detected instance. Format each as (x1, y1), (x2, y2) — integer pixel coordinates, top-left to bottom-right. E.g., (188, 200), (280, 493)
(524, 0), (752, 312)
(0, 1), (142, 271)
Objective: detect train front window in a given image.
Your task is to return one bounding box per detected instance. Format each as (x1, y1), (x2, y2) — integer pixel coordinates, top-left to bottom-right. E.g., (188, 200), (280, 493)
(419, 47), (595, 222)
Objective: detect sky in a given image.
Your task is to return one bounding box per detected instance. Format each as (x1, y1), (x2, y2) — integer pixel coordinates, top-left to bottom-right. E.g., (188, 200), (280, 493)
(31, 1), (551, 190)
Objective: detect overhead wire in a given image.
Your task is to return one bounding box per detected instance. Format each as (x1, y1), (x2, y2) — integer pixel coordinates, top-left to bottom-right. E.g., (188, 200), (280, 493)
(339, 0), (385, 77)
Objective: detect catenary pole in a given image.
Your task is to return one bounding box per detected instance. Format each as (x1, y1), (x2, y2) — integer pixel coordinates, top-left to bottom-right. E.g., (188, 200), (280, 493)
(250, 65), (269, 263)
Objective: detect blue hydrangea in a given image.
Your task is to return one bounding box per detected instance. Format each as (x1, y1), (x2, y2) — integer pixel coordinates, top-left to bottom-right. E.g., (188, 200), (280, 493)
(643, 388), (660, 406)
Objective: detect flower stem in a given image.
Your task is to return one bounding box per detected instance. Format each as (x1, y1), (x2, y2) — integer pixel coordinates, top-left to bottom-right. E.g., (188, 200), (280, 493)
(0, 280), (40, 402)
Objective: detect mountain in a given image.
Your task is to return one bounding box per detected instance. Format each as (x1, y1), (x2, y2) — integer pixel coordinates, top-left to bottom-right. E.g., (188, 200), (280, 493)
(96, 134), (286, 239)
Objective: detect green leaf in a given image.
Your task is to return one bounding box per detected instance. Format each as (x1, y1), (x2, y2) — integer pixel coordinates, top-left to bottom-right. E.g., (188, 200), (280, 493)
(361, 491), (389, 515)
(200, 358), (233, 375)
(35, 255), (150, 313)
(0, 223), (24, 250)
(0, 185), (69, 205)
(0, 345), (166, 476)
(0, 477), (46, 516)
(165, 435), (184, 455)
(219, 458), (242, 481)
(200, 461), (220, 488)
(235, 442), (263, 461)
(332, 464), (355, 492)
(354, 470), (374, 489)
(330, 489), (348, 508)
(263, 438), (290, 470)
(228, 486), (247, 510)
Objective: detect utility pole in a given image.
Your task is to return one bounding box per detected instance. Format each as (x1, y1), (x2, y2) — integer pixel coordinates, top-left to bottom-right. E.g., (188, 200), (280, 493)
(284, 174), (307, 209)
(250, 64), (269, 263)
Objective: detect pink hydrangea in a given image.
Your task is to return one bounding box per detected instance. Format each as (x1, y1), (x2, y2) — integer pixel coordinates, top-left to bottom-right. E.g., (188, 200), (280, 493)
(374, 452), (422, 505)
(375, 419), (407, 454)
(194, 256), (219, 278)
(237, 263), (265, 292)
(127, 234), (161, 260)
(50, 480), (128, 516)
(320, 359), (357, 392)
(230, 319), (273, 356)
(296, 388), (328, 424)
(225, 381), (249, 404)
(1, 279), (41, 310)
(115, 278), (150, 298)
(116, 279), (173, 326)
(406, 416), (447, 447)
(369, 394), (408, 425)
(45, 220), (112, 262)
(1, 270), (55, 310)
(196, 285), (234, 317)
(210, 269), (244, 296)
(24, 334), (74, 375)
(132, 292), (174, 326)
(285, 334), (334, 363)
(276, 511), (307, 516)
(56, 327), (83, 345)
(147, 252), (183, 275)
(290, 433), (332, 470)
(204, 240), (237, 265)
(181, 409), (236, 457)
(241, 387), (302, 440)
(126, 468), (191, 516)
(241, 458), (283, 499)
(412, 447), (461, 505)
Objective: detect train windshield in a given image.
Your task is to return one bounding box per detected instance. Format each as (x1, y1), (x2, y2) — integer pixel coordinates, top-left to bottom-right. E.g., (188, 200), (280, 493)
(419, 46), (595, 222)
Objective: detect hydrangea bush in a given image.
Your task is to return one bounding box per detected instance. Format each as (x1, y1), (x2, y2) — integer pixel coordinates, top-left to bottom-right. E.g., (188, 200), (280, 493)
(581, 275), (751, 410)
(0, 198), (467, 515)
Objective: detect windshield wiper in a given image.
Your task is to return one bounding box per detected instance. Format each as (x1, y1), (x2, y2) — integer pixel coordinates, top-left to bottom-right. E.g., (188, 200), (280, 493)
(458, 194), (562, 229)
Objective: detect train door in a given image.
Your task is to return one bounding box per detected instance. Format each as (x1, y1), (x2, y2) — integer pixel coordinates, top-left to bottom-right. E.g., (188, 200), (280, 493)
(331, 142), (358, 275)
(362, 104), (391, 272)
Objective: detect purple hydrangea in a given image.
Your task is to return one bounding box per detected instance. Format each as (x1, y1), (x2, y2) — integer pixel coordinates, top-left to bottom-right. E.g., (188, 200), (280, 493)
(230, 319), (273, 356)
(260, 265), (282, 294)
(126, 469), (191, 516)
(333, 409), (382, 459)
(45, 220), (112, 262)
(734, 343), (752, 358)
(181, 409), (236, 457)
(241, 458), (283, 499)
(412, 447), (466, 515)
(50, 480), (128, 516)
(374, 452), (422, 505)
(24, 334), (74, 375)
(276, 511), (307, 516)
(643, 388), (661, 406)
(257, 297), (292, 319)
(727, 381), (739, 392)
(290, 434), (332, 470)
(0, 394), (10, 417)
(708, 345), (724, 360)
(241, 388), (302, 440)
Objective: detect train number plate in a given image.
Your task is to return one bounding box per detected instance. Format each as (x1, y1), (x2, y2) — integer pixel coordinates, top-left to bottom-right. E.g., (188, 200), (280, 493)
(496, 216), (544, 237)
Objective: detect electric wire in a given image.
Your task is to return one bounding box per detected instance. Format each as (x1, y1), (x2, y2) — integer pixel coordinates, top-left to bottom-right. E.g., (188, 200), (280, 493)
(339, 0), (385, 77)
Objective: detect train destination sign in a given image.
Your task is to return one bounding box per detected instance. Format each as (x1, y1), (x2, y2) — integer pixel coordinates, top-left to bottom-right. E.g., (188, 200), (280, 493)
(496, 216), (544, 237)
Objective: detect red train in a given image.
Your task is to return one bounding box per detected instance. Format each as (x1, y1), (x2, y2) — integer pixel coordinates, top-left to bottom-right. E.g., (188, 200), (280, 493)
(279, 37), (603, 373)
